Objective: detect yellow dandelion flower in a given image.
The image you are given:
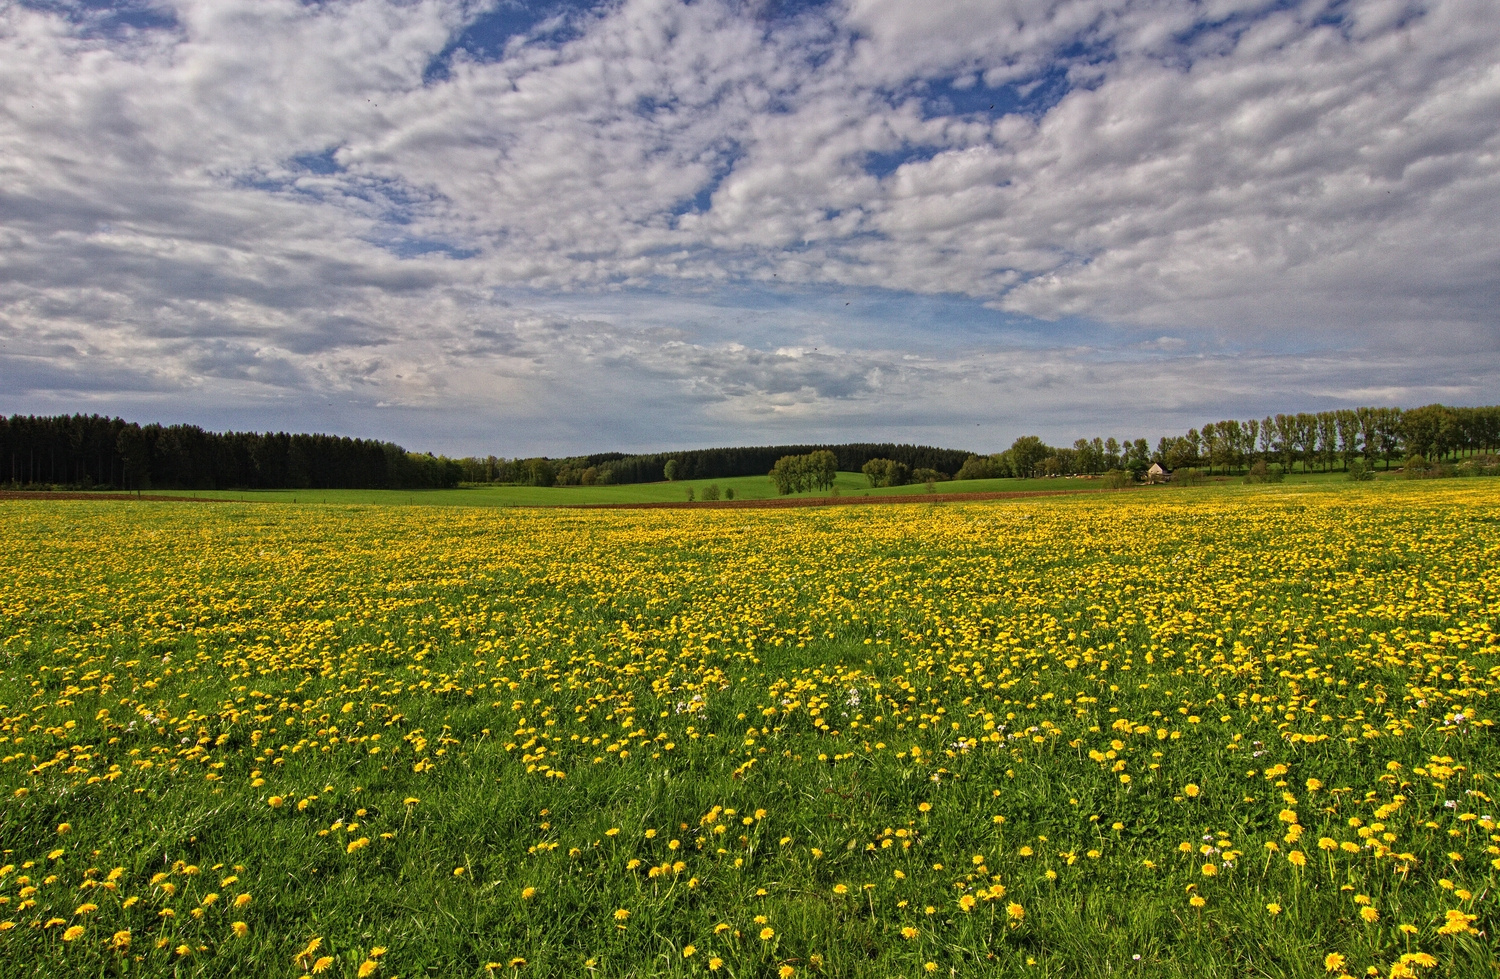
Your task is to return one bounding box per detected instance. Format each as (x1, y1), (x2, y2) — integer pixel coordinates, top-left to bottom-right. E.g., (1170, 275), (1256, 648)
(62, 924), (85, 941)
(760, 926), (775, 940)
(613, 909), (630, 922)
(1324, 952), (1346, 972)
(682, 945), (696, 958)
(232, 922), (249, 938)
(312, 955), (335, 973)
(1184, 784), (1200, 798)
(358, 961), (378, 978)
(1007, 903), (1024, 920)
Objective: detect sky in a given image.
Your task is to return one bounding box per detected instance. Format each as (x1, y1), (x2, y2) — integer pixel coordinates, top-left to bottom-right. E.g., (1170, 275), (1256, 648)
(1, 0), (1497, 457)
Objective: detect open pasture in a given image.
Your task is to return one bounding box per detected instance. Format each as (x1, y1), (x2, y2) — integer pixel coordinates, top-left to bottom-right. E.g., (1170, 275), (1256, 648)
(1, 483), (1497, 977)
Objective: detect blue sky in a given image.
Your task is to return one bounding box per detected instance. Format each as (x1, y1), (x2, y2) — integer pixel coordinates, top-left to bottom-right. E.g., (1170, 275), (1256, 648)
(1, 0), (1496, 456)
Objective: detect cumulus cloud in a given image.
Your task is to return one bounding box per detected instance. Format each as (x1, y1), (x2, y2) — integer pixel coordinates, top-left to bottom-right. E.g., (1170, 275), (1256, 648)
(0, 0), (1496, 452)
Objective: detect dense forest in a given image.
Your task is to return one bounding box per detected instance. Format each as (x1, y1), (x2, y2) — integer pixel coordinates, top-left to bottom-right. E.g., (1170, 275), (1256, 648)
(462, 442), (976, 487)
(5, 403), (1498, 491)
(0, 415), (461, 490)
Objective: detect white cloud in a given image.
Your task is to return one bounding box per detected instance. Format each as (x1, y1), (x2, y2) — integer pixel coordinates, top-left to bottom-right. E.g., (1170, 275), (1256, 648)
(0, 0), (1496, 452)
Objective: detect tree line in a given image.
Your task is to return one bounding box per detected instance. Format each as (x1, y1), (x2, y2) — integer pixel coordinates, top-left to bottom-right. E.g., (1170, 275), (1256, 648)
(455, 442), (974, 487)
(950, 404), (1500, 481)
(9, 403), (1496, 493)
(1, 415), (461, 490)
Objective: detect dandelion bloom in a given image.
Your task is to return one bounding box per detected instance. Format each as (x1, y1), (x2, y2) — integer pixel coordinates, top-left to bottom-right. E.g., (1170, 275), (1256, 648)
(268, 796), (284, 808)
(613, 909), (630, 922)
(682, 945), (696, 958)
(1007, 903), (1024, 921)
(312, 956), (335, 973)
(62, 925), (85, 941)
(1288, 850), (1307, 867)
(708, 958), (723, 971)
(358, 961), (378, 978)
(901, 927), (919, 939)
(779, 966), (796, 979)
(235, 893), (252, 908)
(958, 894), (976, 912)
(760, 927), (775, 940)
(111, 929), (131, 950)
(832, 884), (848, 895)
(232, 922), (249, 938)
(1360, 906), (1379, 923)
(1324, 952), (1346, 972)
(521, 887), (536, 900)
(1189, 895), (1206, 908)
(1184, 785), (1200, 798)
(1266, 903), (1282, 915)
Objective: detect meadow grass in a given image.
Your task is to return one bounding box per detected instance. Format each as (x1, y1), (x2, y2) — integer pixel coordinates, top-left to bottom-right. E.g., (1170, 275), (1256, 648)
(0, 480), (1496, 978)
(109, 467), (1373, 508)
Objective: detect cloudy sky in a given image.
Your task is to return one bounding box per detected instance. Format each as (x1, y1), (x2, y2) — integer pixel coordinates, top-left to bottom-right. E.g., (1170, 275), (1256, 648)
(1, 0), (1496, 456)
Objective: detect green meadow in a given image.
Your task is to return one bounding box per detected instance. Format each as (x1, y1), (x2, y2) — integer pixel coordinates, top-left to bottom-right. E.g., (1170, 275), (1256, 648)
(0, 480), (1495, 978)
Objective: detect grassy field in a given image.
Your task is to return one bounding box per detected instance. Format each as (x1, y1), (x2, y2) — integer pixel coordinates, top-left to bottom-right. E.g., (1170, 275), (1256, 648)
(1, 481), (1497, 978)
(94, 467), (1377, 507)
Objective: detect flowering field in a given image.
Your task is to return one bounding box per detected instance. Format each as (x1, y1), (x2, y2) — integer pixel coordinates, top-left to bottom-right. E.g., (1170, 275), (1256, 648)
(1, 484), (1497, 978)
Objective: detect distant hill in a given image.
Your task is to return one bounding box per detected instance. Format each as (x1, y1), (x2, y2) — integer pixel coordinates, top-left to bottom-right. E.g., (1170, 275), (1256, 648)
(576, 443), (974, 485)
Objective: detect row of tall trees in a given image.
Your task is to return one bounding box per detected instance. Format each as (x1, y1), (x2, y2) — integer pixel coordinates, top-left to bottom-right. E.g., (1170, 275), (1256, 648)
(1, 415), (461, 490)
(769, 451), (838, 494)
(959, 404), (1500, 480)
